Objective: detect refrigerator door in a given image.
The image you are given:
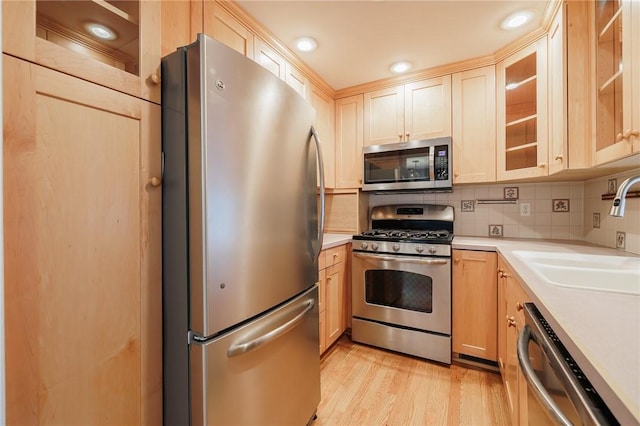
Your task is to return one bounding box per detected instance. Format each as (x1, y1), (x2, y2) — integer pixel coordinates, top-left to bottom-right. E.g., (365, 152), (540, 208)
(190, 285), (320, 426)
(186, 35), (321, 337)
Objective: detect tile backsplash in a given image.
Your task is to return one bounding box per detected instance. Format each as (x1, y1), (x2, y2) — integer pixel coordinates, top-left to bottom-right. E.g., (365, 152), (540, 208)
(368, 168), (640, 254)
(584, 169), (640, 255)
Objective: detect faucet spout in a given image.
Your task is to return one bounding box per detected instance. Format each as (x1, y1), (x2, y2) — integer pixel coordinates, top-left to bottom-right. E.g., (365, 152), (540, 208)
(609, 175), (640, 217)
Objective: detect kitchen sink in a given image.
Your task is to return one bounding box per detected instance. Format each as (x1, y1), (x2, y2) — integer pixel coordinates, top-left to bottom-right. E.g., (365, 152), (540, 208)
(512, 250), (640, 296)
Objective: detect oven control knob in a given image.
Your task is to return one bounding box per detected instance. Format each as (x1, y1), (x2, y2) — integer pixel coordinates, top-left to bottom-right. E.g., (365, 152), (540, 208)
(392, 243), (400, 252)
(371, 243), (379, 251)
(360, 242), (368, 250)
(428, 246), (438, 255)
(416, 245), (424, 253)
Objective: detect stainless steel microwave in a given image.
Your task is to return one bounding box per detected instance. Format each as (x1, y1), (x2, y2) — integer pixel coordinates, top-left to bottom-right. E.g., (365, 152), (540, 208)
(362, 137), (452, 192)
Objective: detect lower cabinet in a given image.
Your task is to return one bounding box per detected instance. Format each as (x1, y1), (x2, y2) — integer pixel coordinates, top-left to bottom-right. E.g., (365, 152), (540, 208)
(318, 244), (349, 354)
(452, 250), (498, 361)
(498, 255), (531, 426)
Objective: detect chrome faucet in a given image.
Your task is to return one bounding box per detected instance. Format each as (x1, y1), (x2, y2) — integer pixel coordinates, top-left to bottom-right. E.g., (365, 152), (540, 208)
(609, 175), (640, 217)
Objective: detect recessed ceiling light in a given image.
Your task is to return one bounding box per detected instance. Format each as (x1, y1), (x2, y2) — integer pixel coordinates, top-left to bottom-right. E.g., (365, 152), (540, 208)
(86, 23), (116, 40)
(501, 10), (534, 30)
(295, 37), (317, 52)
(390, 61), (412, 74)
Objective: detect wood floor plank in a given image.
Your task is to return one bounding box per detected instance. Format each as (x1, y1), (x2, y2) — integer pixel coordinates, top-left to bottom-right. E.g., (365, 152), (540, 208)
(316, 337), (510, 426)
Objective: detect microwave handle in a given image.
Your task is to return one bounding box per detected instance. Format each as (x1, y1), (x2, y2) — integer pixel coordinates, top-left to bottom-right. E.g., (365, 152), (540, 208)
(517, 324), (573, 426)
(428, 146), (435, 182)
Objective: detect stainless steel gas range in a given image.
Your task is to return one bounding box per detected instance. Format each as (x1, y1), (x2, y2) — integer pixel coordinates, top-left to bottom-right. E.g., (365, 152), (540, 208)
(351, 204), (454, 364)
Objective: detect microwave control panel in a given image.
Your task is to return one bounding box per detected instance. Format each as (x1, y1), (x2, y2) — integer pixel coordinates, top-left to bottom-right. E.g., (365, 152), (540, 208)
(434, 145), (449, 180)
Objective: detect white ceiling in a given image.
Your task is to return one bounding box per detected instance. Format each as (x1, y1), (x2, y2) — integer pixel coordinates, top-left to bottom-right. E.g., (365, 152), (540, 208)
(236, 1), (551, 90)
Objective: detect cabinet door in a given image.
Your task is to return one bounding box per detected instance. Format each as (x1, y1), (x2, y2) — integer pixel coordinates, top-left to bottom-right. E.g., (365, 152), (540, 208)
(405, 75), (452, 140)
(254, 37), (287, 80)
(318, 268), (327, 354)
(364, 86), (405, 146)
(594, 0), (640, 163)
(161, 0), (202, 57)
(452, 66), (496, 183)
(285, 62), (311, 100)
(2, 0), (162, 103)
(203, 1), (254, 59)
(311, 85), (336, 189)
(497, 38), (549, 180)
(3, 55), (162, 425)
(452, 250), (498, 361)
(325, 263), (346, 347)
(335, 94), (364, 188)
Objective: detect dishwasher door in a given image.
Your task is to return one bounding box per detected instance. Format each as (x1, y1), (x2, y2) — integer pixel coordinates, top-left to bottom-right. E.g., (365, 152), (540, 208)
(190, 285), (320, 426)
(517, 303), (618, 426)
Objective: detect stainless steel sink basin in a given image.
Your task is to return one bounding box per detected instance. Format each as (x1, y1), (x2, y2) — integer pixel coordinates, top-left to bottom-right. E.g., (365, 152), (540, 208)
(512, 250), (640, 295)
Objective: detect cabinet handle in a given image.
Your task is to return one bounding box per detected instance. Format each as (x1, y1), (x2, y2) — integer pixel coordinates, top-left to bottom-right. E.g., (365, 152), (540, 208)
(516, 302), (524, 311)
(454, 257), (460, 263)
(454, 172), (459, 178)
(149, 73), (161, 85)
(507, 316), (516, 327)
(625, 130), (640, 140)
(405, 132), (410, 139)
(537, 163), (546, 168)
(502, 272), (510, 278)
(616, 132), (626, 142)
(150, 176), (162, 187)
(554, 154), (563, 162)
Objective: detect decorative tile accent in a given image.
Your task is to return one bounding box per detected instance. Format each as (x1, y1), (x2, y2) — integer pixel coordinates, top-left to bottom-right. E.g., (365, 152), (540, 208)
(504, 187), (519, 200)
(608, 178), (618, 195)
(489, 224), (503, 237)
(461, 200), (475, 212)
(616, 231), (626, 249)
(592, 213), (600, 229)
(552, 199), (570, 212)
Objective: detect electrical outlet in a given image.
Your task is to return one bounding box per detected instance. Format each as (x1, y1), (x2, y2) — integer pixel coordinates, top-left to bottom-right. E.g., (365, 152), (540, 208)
(520, 202), (531, 217)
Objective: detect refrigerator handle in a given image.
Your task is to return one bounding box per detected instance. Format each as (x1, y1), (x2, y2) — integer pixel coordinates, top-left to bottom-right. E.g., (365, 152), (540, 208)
(226, 298), (315, 357)
(310, 126), (325, 258)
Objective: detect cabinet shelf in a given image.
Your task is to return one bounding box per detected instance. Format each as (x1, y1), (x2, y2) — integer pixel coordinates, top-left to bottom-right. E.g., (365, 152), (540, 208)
(598, 6), (622, 40)
(505, 141), (537, 153)
(506, 114), (537, 128)
(599, 68), (623, 93)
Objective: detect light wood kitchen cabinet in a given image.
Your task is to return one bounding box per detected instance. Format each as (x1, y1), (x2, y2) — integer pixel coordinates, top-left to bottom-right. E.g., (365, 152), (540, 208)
(594, 0), (640, 164)
(254, 37), (287, 80)
(452, 66), (496, 183)
(335, 94), (365, 188)
(452, 250), (498, 361)
(548, 2), (593, 175)
(311, 85), (336, 189)
(363, 76), (452, 146)
(203, 1), (254, 59)
(2, 0), (162, 103)
(161, 0), (202, 57)
(497, 37), (549, 181)
(3, 55), (162, 425)
(285, 62), (311, 100)
(498, 256), (530, 426)
(318, 244), (348, 354)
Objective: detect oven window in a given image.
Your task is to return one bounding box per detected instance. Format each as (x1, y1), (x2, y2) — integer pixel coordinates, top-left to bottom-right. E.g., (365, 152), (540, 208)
(364, 270), (432, 313)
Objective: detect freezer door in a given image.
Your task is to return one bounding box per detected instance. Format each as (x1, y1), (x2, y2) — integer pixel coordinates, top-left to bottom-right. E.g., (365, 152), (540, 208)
(186, 35), (321, 336)
(190, 286), (320, 426)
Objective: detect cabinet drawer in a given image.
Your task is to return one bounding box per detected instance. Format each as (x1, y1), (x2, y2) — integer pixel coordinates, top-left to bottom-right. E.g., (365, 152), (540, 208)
(324, 245), (347, 267)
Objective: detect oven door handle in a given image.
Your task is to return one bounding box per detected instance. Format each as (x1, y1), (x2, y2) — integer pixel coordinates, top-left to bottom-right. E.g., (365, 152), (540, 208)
(517, 324), (573, 426)
(353, 252), (449, 265)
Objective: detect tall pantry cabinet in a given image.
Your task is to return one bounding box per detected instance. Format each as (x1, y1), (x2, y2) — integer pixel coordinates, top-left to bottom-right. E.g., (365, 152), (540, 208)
(3, 1), (162, 424)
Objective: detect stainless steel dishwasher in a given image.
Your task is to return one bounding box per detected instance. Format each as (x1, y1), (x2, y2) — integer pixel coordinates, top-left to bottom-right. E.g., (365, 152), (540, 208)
(517, 303), (619, 425)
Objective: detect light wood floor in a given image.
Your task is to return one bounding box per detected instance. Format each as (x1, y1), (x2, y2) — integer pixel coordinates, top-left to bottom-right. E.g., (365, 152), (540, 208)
(315, 336), (510, 426)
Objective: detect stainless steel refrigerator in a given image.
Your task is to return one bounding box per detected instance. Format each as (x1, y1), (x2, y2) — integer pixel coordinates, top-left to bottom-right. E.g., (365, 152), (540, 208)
(161, 34), (324, 426)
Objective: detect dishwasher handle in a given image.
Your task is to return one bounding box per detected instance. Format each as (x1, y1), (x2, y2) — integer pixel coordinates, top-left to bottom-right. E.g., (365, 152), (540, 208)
(517, 324), (574, 426)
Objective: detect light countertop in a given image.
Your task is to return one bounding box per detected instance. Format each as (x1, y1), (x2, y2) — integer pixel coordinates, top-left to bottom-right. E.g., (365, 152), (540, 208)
(322, 233), (352, 250)
(453, 236), (640, 425)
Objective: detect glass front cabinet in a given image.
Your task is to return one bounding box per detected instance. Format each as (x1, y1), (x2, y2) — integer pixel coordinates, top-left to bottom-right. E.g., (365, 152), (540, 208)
(497, 38), (548, 180)
(594, 0), (640, 164)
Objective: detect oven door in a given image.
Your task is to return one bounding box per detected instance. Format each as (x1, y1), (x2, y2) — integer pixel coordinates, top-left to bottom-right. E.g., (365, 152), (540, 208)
(352, 251), (451, 335)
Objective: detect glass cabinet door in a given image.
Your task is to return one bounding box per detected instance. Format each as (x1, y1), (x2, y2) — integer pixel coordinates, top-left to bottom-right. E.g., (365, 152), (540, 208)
(497, 38), (548, 180)
(594, 0), (637, 163)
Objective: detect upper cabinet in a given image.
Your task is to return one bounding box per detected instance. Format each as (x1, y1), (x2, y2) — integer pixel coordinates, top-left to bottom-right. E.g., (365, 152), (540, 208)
(497, 38), (549, 181)
(363, 76), (452, 146)
(594, 0), (640, 164)
(3, 0), (162, 104)
(335, 94), (364, 188)
(452, 66), (496, 183)
(203, 1), (254, 59)
(311, 85), (336, 189)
